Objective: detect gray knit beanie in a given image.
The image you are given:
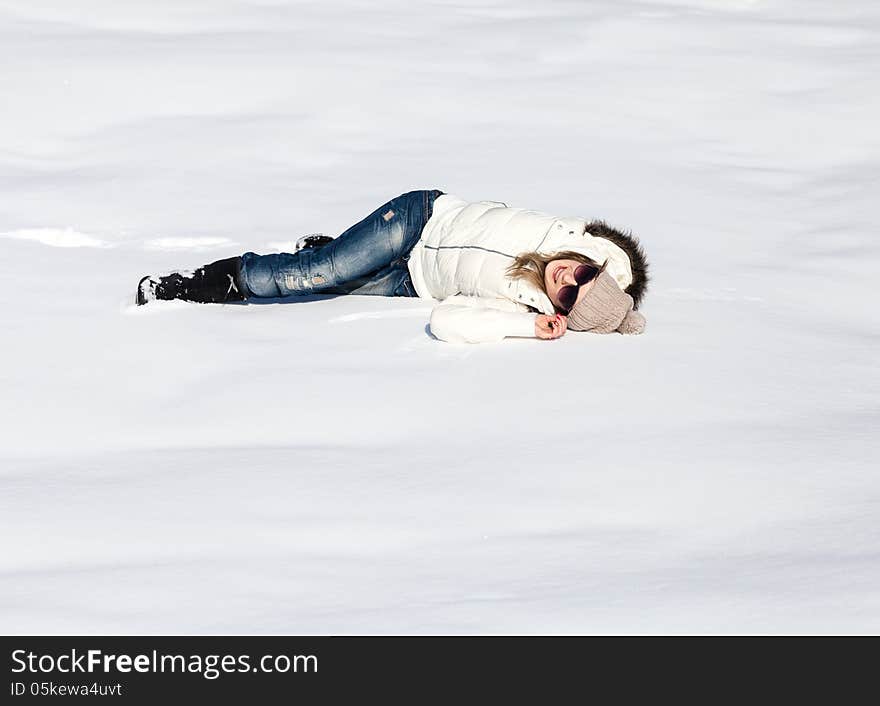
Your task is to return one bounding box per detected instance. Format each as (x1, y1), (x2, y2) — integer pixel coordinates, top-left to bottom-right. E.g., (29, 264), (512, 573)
(567, 272), (646, 335)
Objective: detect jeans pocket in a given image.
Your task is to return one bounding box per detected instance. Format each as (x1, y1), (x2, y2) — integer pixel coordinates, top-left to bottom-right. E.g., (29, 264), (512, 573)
(393, 272), (417, 298)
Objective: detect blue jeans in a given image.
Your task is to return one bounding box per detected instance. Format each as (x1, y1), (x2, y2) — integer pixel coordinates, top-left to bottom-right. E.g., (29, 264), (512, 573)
(239, 190), (443, 298)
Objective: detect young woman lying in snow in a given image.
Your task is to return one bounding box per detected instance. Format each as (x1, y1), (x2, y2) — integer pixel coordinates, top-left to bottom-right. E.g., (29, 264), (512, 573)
(136, 190), (649, 343)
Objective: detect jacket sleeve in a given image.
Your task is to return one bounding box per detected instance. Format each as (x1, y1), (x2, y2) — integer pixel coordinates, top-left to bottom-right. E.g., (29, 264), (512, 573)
(429, 296), (538, 343)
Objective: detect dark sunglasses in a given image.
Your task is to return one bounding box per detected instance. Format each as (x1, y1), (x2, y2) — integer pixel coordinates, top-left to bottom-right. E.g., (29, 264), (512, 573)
(556, 262), (604, 313)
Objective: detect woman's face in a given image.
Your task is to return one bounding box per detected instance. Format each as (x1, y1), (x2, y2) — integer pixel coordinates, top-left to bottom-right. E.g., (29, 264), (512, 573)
(544, 258), (595, 312)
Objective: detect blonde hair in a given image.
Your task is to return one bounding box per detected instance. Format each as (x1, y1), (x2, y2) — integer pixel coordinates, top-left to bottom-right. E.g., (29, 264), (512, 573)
(506, 250), (603, 295)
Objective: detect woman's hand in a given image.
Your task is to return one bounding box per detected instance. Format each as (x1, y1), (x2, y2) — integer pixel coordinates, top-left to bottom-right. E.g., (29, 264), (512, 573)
(535, 314), (567, 340)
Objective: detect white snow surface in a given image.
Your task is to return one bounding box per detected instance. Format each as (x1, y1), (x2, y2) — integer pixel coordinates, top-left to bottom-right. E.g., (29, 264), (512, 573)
(1, 0), (878, 634)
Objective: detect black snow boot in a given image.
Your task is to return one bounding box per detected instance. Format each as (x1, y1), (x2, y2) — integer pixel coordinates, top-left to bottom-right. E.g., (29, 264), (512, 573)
(295, 233), (334, 252)
(136, 256), (247, 306)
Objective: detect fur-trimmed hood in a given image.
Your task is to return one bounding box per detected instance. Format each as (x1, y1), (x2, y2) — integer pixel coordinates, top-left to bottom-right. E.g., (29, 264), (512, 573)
(583, 220), (649, 309)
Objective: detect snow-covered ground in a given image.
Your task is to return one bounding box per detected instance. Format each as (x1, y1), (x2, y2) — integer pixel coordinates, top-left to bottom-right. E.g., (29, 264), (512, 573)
(1, 0), (878, 634)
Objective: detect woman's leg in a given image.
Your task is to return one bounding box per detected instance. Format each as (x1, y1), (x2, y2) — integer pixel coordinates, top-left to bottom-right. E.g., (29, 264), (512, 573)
(239, 190), (436, 298)
(135, 190), (441, 305)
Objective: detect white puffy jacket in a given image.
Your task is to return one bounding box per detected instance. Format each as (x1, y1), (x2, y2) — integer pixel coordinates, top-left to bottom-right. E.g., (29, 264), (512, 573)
(407, 194), (635, 343)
